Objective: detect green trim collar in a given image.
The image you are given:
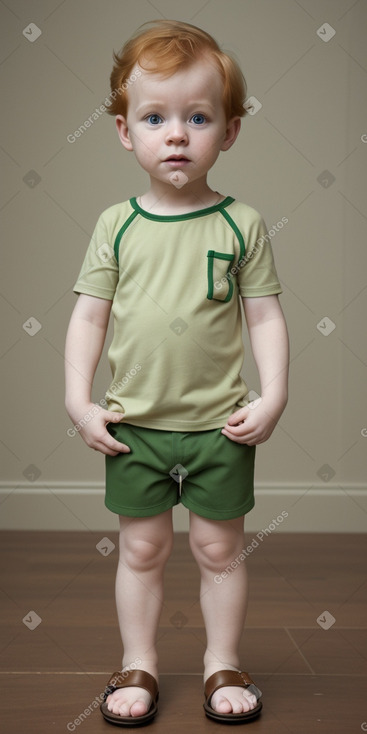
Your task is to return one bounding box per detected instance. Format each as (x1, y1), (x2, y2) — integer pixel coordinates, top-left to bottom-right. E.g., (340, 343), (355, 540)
(129, 196), (235, 222)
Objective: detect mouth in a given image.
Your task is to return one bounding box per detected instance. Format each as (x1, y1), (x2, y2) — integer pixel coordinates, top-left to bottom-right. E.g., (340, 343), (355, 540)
(164, 155), (190, 162)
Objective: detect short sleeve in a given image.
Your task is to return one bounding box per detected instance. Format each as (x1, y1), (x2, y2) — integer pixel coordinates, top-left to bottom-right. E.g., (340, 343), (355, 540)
(236, 211), (283, 297)
(73, 211), (119, 300)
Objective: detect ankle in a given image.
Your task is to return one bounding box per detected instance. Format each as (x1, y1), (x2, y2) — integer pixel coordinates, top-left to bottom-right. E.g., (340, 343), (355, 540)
(122, 656), (158, 676)
(203, 653), (240, 677)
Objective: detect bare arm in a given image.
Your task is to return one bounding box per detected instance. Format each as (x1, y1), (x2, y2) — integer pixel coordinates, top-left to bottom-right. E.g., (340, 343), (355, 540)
(221, 295), (289, 445)
(65, 294), (130, 455)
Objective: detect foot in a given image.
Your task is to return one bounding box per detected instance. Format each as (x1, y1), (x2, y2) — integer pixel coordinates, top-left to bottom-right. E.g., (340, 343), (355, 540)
(204, 663), (258, 715)
(105, 665), (157, 719)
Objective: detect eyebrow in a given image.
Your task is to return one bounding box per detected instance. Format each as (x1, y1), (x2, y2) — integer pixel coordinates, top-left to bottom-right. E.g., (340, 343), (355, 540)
(135, 102), (164, 114)
(136, 100), (216, 114)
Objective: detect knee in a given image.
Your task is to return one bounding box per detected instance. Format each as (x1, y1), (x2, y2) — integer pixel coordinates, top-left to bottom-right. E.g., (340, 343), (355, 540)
(189, 534), (240, 571)
(121, 531), (173, 572)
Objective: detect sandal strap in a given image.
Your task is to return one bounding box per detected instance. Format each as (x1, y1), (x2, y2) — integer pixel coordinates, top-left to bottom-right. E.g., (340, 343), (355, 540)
(102, 669), (158, 703)
(204, 670), (261, 704)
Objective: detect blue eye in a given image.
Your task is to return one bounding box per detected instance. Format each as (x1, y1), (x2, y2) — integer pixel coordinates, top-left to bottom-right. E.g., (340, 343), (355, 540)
(147, 114), (162, 125)
(191, 114), (206, 124)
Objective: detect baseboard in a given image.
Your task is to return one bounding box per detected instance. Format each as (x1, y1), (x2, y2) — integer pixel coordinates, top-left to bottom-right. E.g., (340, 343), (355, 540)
(0, 482), (366, 532)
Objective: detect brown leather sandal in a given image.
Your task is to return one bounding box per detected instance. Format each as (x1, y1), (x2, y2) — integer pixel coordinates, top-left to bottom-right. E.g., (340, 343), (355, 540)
(204, 670), (262, 723)
(100, 669), (159, 727)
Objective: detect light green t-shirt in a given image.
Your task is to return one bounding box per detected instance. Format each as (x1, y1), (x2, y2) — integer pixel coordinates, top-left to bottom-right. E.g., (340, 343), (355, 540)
(73, 196), (282, 431)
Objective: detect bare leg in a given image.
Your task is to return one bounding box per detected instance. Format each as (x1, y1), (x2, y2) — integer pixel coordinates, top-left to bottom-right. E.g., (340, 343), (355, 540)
(106, 509), (173, 718)
(189, 512), (258, 714)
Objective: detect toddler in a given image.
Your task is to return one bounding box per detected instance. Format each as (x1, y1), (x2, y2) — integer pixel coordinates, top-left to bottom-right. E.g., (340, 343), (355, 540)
(65, 19), (289, 726)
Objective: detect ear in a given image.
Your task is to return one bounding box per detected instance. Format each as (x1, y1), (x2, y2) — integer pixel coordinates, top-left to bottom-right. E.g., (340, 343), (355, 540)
(115, 115), (134, 152)
(220, 117), (241, 152)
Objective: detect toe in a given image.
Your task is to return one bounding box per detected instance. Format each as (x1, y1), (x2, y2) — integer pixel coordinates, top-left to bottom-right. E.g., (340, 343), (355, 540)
(212, 695), (232, 714)
(210, 686), (259, 715)
(242, 690), (257, 711)
(105, 688), (151, 719)
(106, 694), (118, 714)
(231, 699), (245, 714)
(106, 692), (130, 716)
(117, 702), (131, 717)
(130, 700), (149, 717)
(107, 694), (128, 716)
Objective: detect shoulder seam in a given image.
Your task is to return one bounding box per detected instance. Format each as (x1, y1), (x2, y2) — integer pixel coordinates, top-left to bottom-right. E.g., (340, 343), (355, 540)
(219, 208), (245, 263)
(113, 210), (139, 264)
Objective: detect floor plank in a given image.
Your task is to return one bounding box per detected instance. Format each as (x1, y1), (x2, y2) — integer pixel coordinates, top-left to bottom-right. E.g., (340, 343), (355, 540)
(1, 531), (366, 733)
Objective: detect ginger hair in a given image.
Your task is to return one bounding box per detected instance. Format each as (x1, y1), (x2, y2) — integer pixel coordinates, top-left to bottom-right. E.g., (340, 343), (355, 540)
(107, 19), (247, 121)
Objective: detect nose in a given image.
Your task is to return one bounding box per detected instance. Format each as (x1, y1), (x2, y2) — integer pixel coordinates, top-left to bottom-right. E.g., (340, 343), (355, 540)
(165, 119), (188, 145)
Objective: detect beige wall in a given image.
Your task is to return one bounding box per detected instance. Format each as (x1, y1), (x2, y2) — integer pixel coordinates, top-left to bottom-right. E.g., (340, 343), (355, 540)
(1, 0), (366, 532)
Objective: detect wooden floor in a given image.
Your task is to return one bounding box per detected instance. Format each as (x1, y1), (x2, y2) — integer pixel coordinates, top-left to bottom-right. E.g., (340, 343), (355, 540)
(1, 531), (366, 733)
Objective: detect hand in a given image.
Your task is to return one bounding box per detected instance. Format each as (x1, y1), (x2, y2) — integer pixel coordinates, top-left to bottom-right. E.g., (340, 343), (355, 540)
(71, 404), (130, 455)
(221, 397), (281, 446)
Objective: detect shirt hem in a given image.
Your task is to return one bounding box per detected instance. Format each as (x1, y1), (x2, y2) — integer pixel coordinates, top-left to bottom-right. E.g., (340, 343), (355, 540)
(118, 417), (233, 432)
(240, 285), (283, 297)
(73, 284), (114, 300)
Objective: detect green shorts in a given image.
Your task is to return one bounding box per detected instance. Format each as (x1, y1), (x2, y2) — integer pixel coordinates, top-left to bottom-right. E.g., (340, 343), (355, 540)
(105, 423), (256, 521)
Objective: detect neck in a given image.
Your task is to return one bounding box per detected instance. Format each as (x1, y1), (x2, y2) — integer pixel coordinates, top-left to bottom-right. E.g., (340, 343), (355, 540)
(138, 178), (223, 215)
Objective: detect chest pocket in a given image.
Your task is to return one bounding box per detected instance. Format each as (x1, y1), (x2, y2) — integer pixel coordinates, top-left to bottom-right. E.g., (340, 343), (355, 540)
(207, 250), (235, 302)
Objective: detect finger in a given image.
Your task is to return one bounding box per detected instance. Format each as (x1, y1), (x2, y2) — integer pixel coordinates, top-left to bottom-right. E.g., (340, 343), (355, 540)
(99, 445), (122, 456)
(222, 428), (246, 442)
(93, 439), (129, 456)
(222, 422), (249, 436)
(226, 408), (248, 426)
(110, 439), (130, 453)
(90, 441), (119, 456)
(222, 428), (256, 445)
(90, 437), (130, 456)
(106, 412), (125, 423)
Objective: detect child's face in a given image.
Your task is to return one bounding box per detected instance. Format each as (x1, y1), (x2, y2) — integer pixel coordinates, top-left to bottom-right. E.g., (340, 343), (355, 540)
(116, 58), (240, 190)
